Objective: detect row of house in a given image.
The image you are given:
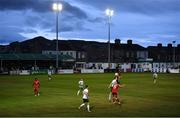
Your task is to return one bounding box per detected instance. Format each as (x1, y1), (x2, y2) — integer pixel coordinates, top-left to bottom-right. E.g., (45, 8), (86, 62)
(42, 39), (180, 72)
(43, 39), (180, 63)
(0, 37), (180, 73)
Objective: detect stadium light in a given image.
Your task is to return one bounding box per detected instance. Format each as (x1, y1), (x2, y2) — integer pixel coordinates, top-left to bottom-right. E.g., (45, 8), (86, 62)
(105, 8), (114, 68)
(53, 3), (63, 11)
(52, 3), (63, 73)
(106, 9), (114, 17)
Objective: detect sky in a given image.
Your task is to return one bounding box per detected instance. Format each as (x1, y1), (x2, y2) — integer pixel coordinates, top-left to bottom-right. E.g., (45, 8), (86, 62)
(0, 0), (180, 47)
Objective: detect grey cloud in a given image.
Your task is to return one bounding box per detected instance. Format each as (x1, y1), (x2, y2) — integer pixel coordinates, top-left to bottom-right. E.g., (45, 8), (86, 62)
(77, 0), (180, 15)
(24, 12), (88, 33)
(0, 27), (25, 44)
(88, 17), (105, 23)
(48, 20), (91, 33)
(49, 25), (75, 32)
(24, 29), (37, 34)
(25, 13), (54, 29)
(75, 21), (91, 31)
(0, 0), (35, 11)
(0, 0), (88, 19)
(0, 0), (52, 12)
(0, 0), (101, 35)
(63, 2), (87, 19)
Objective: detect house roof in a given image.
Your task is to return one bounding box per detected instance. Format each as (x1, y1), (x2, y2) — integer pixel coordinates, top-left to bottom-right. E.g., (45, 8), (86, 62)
(113, 43), (146, 51)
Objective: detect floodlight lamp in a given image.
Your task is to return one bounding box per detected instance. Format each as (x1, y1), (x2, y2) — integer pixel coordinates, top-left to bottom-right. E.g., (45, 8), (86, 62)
(53, 3), (63, 11)
(58, 3), (63, 11)
(53, 3), (58, 11)
(106, 9), (114, 16)
(106, 9), (110, 16)
(110, 10), (114, 16)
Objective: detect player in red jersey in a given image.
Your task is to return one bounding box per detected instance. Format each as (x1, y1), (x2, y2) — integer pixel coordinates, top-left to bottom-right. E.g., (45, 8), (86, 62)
(33, 78), (40, 96)
(108, 73), (120, 102)
(112, 81), (125, 104)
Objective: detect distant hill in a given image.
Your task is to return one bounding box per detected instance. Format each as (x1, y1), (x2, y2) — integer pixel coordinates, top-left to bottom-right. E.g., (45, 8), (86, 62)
(0, 36), (54, 53)
(0, 36), (108, 53)
(0, 36), (148, 62)
(0, 36), (180, 63)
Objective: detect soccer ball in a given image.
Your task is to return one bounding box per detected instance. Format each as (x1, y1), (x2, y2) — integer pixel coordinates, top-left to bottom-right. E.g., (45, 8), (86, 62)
(115, 73), (119, 76)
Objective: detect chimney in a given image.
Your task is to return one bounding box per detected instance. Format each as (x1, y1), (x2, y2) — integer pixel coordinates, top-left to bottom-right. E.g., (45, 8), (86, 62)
(127, 39), (132, 45)
(115, 39), (121, 44)
(157, 43), (162, 47)
(178, 44), (180, 48)
(167, 43), (172, 48)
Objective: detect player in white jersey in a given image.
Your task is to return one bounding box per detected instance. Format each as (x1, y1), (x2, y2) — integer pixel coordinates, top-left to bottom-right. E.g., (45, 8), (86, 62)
(153, 72), (158, 84)
(78, 85), (91, 112)
(48, 69), (52, 80)
(77, 79), (84, 95)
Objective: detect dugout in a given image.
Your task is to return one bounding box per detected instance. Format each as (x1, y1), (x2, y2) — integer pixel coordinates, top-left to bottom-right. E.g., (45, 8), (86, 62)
(0, 53), (75, 73)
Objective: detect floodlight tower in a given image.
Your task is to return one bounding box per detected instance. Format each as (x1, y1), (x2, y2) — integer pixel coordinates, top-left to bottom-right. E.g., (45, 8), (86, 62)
(52, 3), (63, 72)
(105, 8), (114, 68)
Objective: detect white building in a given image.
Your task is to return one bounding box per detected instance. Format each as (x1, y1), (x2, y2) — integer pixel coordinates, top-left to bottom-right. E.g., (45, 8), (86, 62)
(42, 50), (86, 61)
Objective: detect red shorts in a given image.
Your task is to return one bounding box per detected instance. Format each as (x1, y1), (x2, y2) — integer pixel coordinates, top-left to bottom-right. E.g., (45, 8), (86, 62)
(34, 87), (39, 91)
(112, 92), (117, 96)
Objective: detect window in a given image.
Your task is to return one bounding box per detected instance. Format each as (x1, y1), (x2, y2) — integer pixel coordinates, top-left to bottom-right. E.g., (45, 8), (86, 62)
(82, 53), (85, 58)
(126, 52), (129, 58)
(138, 64), (141, 68)
(70, 52), (73, 56)
(131, 52), (134, 58)
(78, 52), (81, 59)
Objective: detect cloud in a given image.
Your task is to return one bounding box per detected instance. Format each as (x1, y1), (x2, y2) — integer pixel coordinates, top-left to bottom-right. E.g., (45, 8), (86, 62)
(0, 0), (88, 19)
(0, 0), (35, 11)
(63, 1), (87, 19)
(88, 17), (105, 23)
(77, 0), (180, 15)
(0, 0), (180, 46)
(2, 0), (179, 17)
(0, 26), (25, 44)
(0, 0), (91, 33)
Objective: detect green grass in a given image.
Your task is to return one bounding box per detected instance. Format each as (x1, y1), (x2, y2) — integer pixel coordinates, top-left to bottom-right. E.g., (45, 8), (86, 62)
(0, 73), (180, 117)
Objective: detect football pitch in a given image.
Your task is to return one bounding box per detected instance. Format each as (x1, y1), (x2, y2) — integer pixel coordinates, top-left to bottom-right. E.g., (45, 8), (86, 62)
(0, 73), (180, 117)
